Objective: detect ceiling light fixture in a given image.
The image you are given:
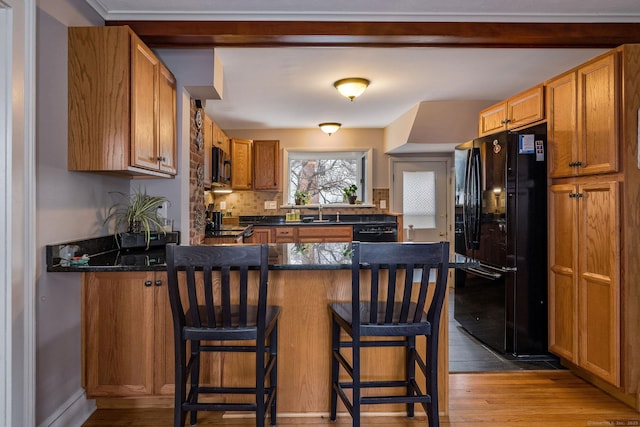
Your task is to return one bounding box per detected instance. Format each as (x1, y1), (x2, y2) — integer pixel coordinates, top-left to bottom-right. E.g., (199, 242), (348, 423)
(333, 78), (370, 101)
(319, 122), (341, 135)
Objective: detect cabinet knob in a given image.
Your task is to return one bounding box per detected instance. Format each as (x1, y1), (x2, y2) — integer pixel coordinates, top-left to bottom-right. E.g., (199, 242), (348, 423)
(155, 280), (162, 286)
(574, 161), (583, 167)
(144, 280), (152, 287)
(157, 156), (166, 162)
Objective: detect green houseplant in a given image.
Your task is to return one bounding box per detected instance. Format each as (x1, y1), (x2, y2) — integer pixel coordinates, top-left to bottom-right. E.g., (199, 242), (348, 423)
(104, 188), (168, 248)
(342, 184), (358, 204)
(294, 190), (311, 205)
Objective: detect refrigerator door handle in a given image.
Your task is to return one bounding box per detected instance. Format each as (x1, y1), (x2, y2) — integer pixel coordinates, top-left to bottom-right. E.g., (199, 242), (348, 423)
(462, 266), (502, 280)
(463, 147), (481, 250)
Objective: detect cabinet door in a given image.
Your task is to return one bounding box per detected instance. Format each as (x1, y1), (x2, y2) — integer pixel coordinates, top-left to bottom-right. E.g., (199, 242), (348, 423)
(548, 184), (578, 362)
(231, 138), (253, 190)
(547, 72), (577, 178)
(507, 85), (544, 129)
(152, 273), (175, 396)
(203, 113), (213, 188)
(578, 181), (620, 386)
(577, 53), (619, 176)
(84, 272), (155, 397)
(130, 35), (160, 171)
(247, 227), (272, 244)
(157, 64), (177, 174)
(478, 101), (507, 137)
(253, 140), (280, 190)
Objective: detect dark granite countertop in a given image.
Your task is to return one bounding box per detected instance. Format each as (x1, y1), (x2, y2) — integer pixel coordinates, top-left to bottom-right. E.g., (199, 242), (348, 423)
(204, 224), (252, 239)
(239, 214), (398, 227)
(47, 237), (475, 273)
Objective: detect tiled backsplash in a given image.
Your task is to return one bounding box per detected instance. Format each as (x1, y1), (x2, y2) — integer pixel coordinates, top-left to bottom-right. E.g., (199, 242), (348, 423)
(209, 188), (391, 217)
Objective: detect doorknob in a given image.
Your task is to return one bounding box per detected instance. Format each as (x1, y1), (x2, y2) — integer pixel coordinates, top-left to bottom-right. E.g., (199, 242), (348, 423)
(439, 232), (445, 236)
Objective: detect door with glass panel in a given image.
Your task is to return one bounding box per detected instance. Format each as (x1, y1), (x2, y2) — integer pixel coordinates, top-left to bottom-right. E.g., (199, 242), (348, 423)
(391, 159), (450, 243)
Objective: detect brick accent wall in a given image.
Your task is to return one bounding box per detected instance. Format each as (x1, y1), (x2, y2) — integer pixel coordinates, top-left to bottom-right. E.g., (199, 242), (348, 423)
(189, 99), (206, 244)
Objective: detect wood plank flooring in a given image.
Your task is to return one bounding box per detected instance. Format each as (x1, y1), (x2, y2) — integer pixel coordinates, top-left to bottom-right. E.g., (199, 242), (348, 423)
(82, 371), (640, 427)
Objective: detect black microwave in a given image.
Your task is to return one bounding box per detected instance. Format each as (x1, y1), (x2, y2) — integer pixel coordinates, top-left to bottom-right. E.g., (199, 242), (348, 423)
(212, 147), (231, 184)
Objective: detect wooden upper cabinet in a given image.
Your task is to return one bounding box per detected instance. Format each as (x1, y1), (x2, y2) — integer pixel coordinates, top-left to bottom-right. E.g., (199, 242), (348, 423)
(203, 113), (213, 188)
(577, 53), (619, 176)
(230, 138), (253, 190)
(253, 140), (281, 191)
(546, 72), (577, 178)
(68, 26), (177, 178)
(157, 64), (177, 174)
(478, 102), (507, 137)
(478, 85), (544, 137)
(547, 52), (618, 178)
(130, 38), (159, 171)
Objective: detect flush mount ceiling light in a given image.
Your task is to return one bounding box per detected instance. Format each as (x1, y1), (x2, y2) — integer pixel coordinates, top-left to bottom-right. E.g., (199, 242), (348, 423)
(319, 122), (341, 135)
(333, 78), (370, 101)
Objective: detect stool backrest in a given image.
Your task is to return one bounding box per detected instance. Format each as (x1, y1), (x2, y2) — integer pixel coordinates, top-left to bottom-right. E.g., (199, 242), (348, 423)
(166, 243), (269, 331)
(351, 241), (450, 329)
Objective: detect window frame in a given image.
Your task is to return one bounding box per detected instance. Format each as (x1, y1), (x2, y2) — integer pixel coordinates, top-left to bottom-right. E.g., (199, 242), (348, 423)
(282, 148), (374, 207)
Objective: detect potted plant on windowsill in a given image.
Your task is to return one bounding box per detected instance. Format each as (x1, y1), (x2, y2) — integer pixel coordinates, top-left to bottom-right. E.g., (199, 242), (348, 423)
(104, 188), (168, 249)
(294, 190), (311, 206)
(342, 184), (358, 204)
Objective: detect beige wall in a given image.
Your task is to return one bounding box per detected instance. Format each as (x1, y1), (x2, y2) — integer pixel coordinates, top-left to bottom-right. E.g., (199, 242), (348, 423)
(210, 128), (391, 217)
(228, 127), (388, 188)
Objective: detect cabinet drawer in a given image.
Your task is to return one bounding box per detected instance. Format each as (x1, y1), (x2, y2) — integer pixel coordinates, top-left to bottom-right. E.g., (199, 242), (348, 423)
(298, 226), (352, 243)
(273, 227), (296, 243)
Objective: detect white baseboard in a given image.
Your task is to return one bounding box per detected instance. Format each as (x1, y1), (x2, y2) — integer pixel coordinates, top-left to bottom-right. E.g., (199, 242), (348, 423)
(38, 389), (96, 427)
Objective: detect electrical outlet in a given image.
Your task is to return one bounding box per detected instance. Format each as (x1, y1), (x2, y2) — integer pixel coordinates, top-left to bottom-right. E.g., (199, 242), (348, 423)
(380, 200), (387, 209)
(157, 201), (169, 219)
(265, 201), (277, 210)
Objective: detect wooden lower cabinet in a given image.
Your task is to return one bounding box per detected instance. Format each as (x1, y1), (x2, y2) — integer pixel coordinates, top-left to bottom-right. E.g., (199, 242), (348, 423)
(548, 181), (620, 386)
(203, 235), (243, 244)
(82, 269), (450, 415)
(298, 226), (352, 243)
(247, 227), (272, 244)
(83, 271), (219, 399)
(272, 225), (353, 243)
(83, 271), (159, 397)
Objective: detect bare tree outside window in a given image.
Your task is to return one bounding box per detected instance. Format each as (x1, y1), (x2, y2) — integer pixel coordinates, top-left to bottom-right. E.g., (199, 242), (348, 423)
(285, 149), (371, 205)
(289, 159), (358, 203)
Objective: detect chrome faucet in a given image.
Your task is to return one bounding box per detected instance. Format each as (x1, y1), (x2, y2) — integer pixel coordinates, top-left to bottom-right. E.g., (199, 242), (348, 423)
(318, 204), (323, 221)
(336, 211), (340, 223)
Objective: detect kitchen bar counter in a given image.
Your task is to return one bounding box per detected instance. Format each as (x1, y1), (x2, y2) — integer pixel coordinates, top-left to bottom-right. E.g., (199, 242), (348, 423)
(239, 213), (398, 226)
(51, 236), (469, 416)
(47, 240), (474, 272)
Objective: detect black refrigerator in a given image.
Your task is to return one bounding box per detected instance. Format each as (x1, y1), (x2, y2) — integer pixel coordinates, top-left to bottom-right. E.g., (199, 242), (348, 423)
(454, 123), (548, 356)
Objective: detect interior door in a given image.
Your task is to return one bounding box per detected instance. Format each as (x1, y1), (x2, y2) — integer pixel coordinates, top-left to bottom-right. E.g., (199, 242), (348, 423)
(391, 158), (450, 242)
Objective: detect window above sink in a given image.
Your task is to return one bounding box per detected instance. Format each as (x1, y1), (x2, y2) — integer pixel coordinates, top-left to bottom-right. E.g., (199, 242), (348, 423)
(283, 148), (372, 206)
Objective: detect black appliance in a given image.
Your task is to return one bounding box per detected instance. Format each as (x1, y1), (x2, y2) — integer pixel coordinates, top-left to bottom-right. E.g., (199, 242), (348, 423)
(454, 123), (548, 356)
(353, 224), (398, 242)
(211, 146), (231, 184)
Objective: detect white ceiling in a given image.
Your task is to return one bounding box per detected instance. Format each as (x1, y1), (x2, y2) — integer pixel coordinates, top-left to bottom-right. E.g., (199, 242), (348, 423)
(85, 1), (639, 132)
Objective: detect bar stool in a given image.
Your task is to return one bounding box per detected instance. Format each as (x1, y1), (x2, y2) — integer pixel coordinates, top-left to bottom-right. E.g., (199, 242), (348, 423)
(166, 243), (280, 427)
(329, 241), (450, 427)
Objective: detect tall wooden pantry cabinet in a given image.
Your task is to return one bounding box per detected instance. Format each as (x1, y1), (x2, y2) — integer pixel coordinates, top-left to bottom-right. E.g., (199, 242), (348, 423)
(547, 45), (640, 410)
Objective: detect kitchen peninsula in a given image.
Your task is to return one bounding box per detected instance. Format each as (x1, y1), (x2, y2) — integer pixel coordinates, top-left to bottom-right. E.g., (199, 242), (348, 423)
(47, 237), (459, 416)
